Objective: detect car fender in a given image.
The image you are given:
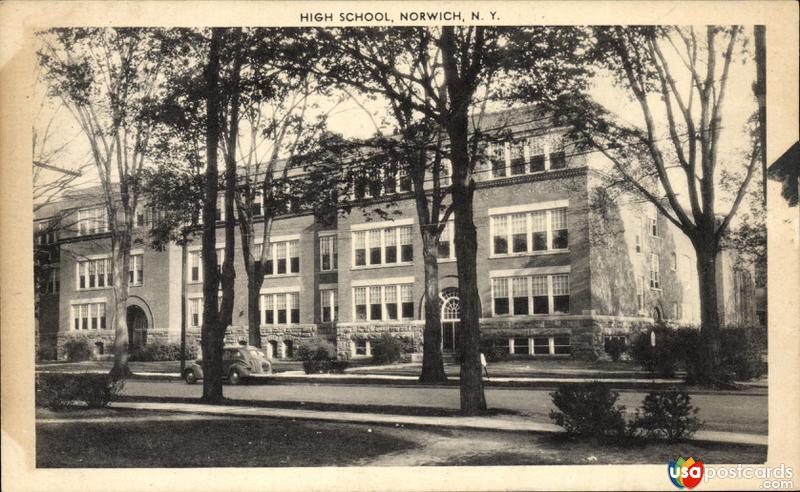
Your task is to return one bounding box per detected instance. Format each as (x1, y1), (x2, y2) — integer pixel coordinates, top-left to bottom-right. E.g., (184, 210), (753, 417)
(186, 366), (203, 379)
(229, 363), (251, 377)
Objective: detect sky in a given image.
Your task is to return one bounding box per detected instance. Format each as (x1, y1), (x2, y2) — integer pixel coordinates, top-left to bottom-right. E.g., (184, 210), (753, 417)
(33, 26), (760, 222)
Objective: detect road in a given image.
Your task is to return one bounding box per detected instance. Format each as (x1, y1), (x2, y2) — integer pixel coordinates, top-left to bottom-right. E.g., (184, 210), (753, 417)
(121, 380), (767, 435)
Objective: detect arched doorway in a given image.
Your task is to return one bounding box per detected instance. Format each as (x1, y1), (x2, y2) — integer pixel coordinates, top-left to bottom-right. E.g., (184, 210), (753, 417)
(440, 289), (461, 353)
(127, 305), (148, 347)
(652, 306), (663, 323)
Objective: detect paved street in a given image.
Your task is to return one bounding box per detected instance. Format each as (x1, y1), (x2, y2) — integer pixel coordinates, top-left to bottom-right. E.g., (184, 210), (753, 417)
(121, 380), (767, 435)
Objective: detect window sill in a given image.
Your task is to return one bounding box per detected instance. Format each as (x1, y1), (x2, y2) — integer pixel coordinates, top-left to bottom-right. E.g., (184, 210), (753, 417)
(264, 272), (300, 278)
(351, 318), (415, 324)
(76, 286), (112, 292)
(319, 269), (338, 274)
(351, 262), (413, 271)
(261, 323), (301, 328)
(490, 249), (569, 259)
(491, 313), (570, 318)
(437, 258), (457, 263)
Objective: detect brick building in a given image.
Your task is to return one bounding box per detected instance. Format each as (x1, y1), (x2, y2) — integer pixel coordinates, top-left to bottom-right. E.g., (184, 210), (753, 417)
(36, 107), (727, 361)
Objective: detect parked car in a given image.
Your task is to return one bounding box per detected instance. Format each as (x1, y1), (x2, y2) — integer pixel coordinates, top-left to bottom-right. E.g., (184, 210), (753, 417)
(183, 345), (272, 384)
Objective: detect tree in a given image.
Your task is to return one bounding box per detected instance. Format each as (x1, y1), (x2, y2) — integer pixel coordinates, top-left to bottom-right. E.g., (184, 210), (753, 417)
(37, 28), (170, 380)
(553, 26), (760, 385)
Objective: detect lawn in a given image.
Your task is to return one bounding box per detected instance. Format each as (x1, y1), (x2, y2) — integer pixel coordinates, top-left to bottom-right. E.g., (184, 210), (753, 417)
(36, 407), (766, 467)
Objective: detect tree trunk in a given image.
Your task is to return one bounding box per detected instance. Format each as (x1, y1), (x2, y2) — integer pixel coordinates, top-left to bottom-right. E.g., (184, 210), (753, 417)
(419, 230), (447, 383)
(109, 234), (132, 381)
(201, 27), (224, 403)
(695, 240), (723, 385)
(247, 277), (262, 348)
(447, 113), (487, 415)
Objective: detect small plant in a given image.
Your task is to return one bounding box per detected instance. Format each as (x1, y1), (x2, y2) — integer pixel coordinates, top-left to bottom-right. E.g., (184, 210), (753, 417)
(302, 359), (350, 374)
(129, 341), (197, 362)
(549, 382), (627, 443)
(370, 333), (405, 365)
(63, 337), (93, 362)
(35, 373), (125, 410)
(633, 388), (702, 441)
(603, 337), (627, 362)
(296, 337), (337, 362)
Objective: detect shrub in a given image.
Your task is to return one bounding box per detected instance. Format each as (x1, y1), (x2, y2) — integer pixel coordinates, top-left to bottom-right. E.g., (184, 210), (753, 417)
(630, 329), (681, 378)
(371, 333), (405, 365)
(549, 382), (627, 443)
(479, 337), (510, 362)
(129, 341), (197, 362)
(296, 337), (337, 362)
(302, 360), (350, 374)
(35, 373), (125, 410)
(633, 388), (702, 441)
(63, 338), (94, 362)
(603, 337), (627, 362)
(719, 328), (766, 381)
(36, 346), (57, 362)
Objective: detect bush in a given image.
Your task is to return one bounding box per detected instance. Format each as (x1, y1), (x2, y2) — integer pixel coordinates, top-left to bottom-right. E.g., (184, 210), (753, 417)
(630, 328), (681, 378)
(296, 337), (337, 362)
(549, 382), (627, 443)
(633, 388), (702, 441)
(479, 337), (510, 362)
(719, 328), (766, 381)
(603, 337), (627, 362)
(35, 373), (125, 410)
(63, 338), (94, 362)
(371, 333), (405, 365)
(302, 360), (350, 374)
(129, 341), (197, 362)
(36, 346), (57, 362)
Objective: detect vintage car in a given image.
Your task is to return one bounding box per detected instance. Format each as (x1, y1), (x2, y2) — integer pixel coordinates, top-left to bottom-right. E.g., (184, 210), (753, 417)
(183, 345), (272, 384)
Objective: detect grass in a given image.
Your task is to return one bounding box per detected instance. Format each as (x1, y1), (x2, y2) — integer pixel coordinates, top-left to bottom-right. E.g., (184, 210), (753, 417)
(36, 407), (767, 467)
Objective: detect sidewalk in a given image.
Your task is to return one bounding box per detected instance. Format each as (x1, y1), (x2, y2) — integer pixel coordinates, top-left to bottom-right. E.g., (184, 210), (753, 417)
(108, 399), (768, 446)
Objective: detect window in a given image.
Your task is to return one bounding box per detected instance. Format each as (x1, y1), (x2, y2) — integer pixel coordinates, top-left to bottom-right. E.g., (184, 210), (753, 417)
(252, 191), (263, 217)
(511, 214), (528, 253)
(492, 274), (570, 316)
(512, 337), (529, 355)
(129, 254), (144, 286)
(320, 289), (337, 322)
(509, 141), (526, 175)
(634, 224), (642, 253)
(671, 252), (677, 271)
(289, 292), (300, 324)
(36, 221), (57, 245)
(276, 242), (287, 275)
(353, 231), (366, 267)
(369, 286), (382, 320)
(493, 215), (509, 255)
(533, 335), (571, 355)
(491, 207), (569, 256)
(649, 208), (659, 237)
(276, 294), (287, 324)
(188, 298), (203, 327)
(398, 169), (412, 192)
(492, 278), (509, 315)
(353, 339), (371, 357)
(258, 239), (300, 276)
(637, 276), (645, 311)
(672, 302), (680, 320)
(259, 293), (299, 325)
(352, 284), (414, 321)
(77, 207), (108, 236)
(45, 267), (60, 294)
(437, 220), (455, 260)
(77, 258), (112, 290)
(189, 251), (202, 283)
(650, 254), (661, 289)
(288, 241), (300, 273)
(489, 142), (506, 178)
(354, 287), (367, 320)
(352, 225), (413, 268)
(552, 274), (570, 313)
(529, 138), (546, 173)
(320, 236), (337, 271)
(549, 151), (566, 170)
(512, 277), (529, 315)
(72, 302), (106, 330)
(440, 159), (452, 186)
(262, 295), (274, 324)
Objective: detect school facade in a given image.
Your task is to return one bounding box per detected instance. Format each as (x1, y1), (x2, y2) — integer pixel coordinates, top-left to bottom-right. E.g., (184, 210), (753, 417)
(35, 108), (756, 361)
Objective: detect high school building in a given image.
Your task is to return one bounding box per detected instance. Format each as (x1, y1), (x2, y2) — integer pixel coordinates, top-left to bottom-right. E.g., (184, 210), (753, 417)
(34, 107), (757, 361)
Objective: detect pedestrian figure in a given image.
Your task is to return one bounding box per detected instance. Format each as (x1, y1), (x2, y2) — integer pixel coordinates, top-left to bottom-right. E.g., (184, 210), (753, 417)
(480, 352), (489, 380)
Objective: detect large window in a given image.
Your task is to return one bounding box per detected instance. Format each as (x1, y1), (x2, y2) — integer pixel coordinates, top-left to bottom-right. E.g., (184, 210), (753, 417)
(188, 250), (202, 283)
(257, 239), (300, 276)
(650, 254), (661, 289)
(533, 335), (571, 355)
(637, 276), (645, 311)
(320, 289), (338, 322)
(437, 220), (456, 260)
(77, 257), (112, 290)
(260, 292), (300, 325)
(77, 207), (108, 236)
(492, 274), (570, 316)
(352, 225), (413, 268)
(36, 220), (57, 245)
(491, 207), (569, 256)
(128, 254), (144, 286)
(488, 135), (568, 178)
(45, 267), (60, 294)
(353, 284), (414, 321)
(319, 236), (337, 272)
(648, 207), (659, 237)
(72, 302), (107, 330)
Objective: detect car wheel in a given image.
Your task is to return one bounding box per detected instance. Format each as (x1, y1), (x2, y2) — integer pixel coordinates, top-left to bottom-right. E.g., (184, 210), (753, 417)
(228, 368), (241, 385)
(184, 370), (198, 384)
